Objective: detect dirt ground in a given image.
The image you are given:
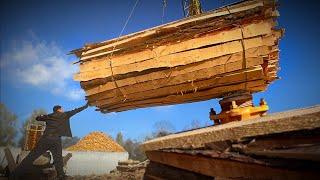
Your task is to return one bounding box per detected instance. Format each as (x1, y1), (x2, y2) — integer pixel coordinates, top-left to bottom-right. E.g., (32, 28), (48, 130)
(67, 168), (145, 180)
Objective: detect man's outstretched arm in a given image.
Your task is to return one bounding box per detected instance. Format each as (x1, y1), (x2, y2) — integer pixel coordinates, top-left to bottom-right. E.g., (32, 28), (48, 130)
(65, 103), (89, 117)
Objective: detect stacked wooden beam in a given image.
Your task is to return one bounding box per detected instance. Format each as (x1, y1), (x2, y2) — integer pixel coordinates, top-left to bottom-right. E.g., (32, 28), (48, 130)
(142, 106), (320, 179)
(71, 0), (283, 113)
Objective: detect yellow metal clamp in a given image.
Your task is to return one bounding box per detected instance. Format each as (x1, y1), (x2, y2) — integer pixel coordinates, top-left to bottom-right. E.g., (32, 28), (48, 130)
(210, 98), (269, 124)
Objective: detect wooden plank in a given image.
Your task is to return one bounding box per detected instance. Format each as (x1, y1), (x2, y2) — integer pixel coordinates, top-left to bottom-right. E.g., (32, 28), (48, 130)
(79, 11), (276, 63)
(227, 131), (320, 161)
(205, 129), (320, 154)
(87, 56), (264, 102)
(144, 161), (212, 180)
(91, 67), (264, 107)
(145, 151), (318, 179)
(80, 45), (278, 91)
(74, 34), (277, 81)
(84, 46), (272, 95)
(70, 0), (282, 113)
(100, 80), (267, 112)
(101, 82), (266, 112)
(151, 147), (320, 170)
(99, 80), (265, 110)
(93, 70), (263, 108)
(75, 5), (280, 63)
(76, 34), (278, 82)
(242, 145), (320, 161)
(79, 21), (273, 69)
(243, 134), (320, 151)
(90, 63), (264, 103)
(76, 0), (267, 57)
(141, 106), (320, 151)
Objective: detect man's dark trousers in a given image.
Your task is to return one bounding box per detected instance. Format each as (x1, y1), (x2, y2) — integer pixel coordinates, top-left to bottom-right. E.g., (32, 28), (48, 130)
(14, 135), (64, 178)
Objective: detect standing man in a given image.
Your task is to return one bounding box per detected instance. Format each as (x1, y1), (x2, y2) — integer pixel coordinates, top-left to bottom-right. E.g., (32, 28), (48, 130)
(13, 103), (89, 179)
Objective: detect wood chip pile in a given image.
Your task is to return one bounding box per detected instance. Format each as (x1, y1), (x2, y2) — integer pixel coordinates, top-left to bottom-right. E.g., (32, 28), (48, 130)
(66, 132), (125, 152)
(71, 0), (283, 113)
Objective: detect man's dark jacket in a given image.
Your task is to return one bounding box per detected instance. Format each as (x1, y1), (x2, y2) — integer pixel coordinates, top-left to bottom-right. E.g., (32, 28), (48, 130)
(36, 104), (88, 137)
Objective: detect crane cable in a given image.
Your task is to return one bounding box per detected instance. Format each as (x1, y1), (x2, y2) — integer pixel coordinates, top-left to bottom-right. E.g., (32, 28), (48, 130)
(162, 0), (167, 23)
(107, 0), (140, 107)
(116, 0), (140, 41)
(225, 6), (248, 91)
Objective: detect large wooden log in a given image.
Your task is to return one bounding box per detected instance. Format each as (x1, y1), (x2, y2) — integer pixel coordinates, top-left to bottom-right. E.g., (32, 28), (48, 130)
(143, 107), (320, 179)
(71, 0), (282, 113)
(74, 34), (278, 81)
(91, 67), (264, 107)
(79, 21), (274, 72)
(80, 44), (278, 90)
(87, 48), (278, 101)
(242, 145), (320, 161)
(144, 161), (212, 180)
(204, 128), (320, 162)
(145, 151), (318, 179)
(80, 11), (276, 64)
(96, 57), (276, 110)
(84, 45), (273, 95)
(87, 55), (265, 102)
(76, 0), (269, 58)
(141, 106), (320, 151)
(100, 80), (267, 112)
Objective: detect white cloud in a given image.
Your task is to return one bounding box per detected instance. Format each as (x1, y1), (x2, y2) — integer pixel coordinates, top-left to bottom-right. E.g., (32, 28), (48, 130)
(66, 89), (86, 101)
(105, 112), (117, 116)
(152, 105), (174, 111)
(0, 33), (84, 101)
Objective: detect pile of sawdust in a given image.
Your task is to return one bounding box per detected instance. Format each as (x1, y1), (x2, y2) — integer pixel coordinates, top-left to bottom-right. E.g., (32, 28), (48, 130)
(67, 131), (125, 152)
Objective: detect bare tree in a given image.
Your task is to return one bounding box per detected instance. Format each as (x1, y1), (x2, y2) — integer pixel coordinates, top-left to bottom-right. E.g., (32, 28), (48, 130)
(153, 120), (175, 136)
(123, 139), (146, 161)
(183, 119), (203, 131)
(117, 120), (176, 161)
(190, 119), (201, 129)
(0, 103), (18, 146)
(115, 132), (124, 146)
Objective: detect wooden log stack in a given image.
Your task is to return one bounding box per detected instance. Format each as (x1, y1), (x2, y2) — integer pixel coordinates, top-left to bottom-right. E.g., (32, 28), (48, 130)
(142, 106), (320, 179)
(71, 0), (283, 113)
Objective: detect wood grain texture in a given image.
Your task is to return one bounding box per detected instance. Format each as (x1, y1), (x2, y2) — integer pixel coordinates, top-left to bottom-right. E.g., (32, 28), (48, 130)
(70, 0), (283, 113)
(100, 80), (266, 112)
(92, 67), (264, 107)
(79, 21), (273, 71)
(74, 35), (277, 81)
(84, 46), (272, 95)
(141, 106), (320, 151)
(145, 151), (319, 179)
(73, 0), (268, 58)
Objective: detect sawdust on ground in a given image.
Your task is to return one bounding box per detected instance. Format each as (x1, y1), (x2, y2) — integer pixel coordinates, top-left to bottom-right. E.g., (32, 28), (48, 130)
(67, 131), (125, 152)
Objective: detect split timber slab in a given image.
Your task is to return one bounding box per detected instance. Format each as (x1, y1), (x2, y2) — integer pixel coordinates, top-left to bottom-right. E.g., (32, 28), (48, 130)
(71, 0), (282, 113)
(144, 161), (212, 180)
(71, 0), (268, 58)
(142, 105), (320, 151)
(145, 150), (319, 180)
(143, 106), (320, 179)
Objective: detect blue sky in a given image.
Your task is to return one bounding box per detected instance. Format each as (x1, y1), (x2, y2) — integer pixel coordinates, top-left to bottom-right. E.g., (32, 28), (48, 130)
(1, 0), (320, 141)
